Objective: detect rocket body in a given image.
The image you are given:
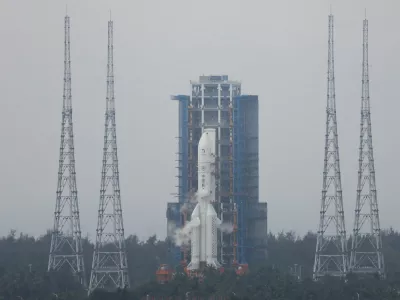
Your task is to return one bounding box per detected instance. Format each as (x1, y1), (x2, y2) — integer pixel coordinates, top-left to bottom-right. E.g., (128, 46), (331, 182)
(186, 128), (221, 271)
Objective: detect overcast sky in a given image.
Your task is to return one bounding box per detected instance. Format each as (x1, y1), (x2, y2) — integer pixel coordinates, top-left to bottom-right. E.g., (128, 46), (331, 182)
(0, 0), (399, 241)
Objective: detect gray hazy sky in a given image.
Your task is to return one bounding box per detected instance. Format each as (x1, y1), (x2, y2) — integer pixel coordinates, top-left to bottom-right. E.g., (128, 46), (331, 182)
(0, 0), (399, 241)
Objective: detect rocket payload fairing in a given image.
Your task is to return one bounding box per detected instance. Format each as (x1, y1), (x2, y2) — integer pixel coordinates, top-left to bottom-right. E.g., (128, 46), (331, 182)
(186, 128), (222, 271)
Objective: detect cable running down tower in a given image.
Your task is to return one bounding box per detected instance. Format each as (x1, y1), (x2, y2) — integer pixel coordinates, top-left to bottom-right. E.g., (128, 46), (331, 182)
(349, 18), (385, 277)
(313, 14), (348, 279)
(48, 15), (86, 287)
(88, 19), (130, 294)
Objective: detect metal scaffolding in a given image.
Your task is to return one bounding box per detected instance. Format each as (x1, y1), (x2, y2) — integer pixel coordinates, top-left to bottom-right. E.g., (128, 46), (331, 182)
(48, 14), (86, 287)
(167, 76), (267, 270)
(89, 19), (130, 294)
(349, 18), (385, 277)
(313, 14), (348, 279)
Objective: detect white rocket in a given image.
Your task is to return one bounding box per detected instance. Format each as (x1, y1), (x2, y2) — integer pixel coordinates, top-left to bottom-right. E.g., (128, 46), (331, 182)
(186, 128), (222, 271)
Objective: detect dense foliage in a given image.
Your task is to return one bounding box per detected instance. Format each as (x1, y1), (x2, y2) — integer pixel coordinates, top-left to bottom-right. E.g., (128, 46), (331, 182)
(1, 229), (400, 299)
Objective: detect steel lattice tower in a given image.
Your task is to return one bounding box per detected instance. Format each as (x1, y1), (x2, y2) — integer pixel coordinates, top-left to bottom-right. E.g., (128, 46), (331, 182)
(48, 15), (86, 287)
(313, 14), (348, 279)
(349, 18), (385, 277)
(88, 20), (130, 294)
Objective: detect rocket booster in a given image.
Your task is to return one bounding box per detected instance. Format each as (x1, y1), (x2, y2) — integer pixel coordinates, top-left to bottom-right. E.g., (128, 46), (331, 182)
(186, 128), (221, 271)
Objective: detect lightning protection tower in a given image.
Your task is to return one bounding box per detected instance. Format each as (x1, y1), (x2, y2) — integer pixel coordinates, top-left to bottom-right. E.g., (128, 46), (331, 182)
(48, 15), (86, 287)
(88, 19), (130, 294)
(349, 18), (385, 277)
(313, 14), (348, 280)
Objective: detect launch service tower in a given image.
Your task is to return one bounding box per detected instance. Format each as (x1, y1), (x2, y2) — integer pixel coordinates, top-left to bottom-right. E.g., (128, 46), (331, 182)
(166, 75), (268, 271)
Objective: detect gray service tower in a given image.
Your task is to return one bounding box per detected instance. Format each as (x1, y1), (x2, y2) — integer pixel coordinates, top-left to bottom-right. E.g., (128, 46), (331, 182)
(167, 75), (268, 272)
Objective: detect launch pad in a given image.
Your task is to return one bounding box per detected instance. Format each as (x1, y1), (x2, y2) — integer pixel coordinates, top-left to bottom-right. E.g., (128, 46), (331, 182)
(185, 263), (225, 279)
(156, 263), (248, 284)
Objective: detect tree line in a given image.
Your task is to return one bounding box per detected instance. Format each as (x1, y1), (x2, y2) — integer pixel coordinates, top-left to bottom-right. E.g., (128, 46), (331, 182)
(1, 229), (400, 299)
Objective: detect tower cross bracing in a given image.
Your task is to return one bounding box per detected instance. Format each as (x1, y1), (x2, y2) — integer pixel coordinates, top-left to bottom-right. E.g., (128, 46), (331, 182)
(349, 18), (385, 277)
(313, 14), (348, 279)
(48, 15), (86, 287)
(88, 19), (130, 294)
